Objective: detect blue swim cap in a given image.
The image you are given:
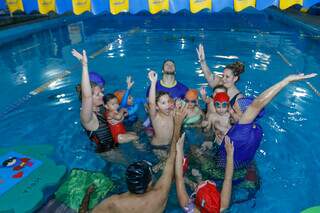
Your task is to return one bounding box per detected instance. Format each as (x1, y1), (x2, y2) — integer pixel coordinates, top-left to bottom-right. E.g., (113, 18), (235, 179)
(237, 97), (265, 119)
(126, 160), (153, 194)
(89, 72), (105, 87)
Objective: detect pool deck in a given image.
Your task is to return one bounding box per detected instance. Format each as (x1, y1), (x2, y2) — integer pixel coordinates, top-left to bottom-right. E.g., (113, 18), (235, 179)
(266, 7), (320, 36)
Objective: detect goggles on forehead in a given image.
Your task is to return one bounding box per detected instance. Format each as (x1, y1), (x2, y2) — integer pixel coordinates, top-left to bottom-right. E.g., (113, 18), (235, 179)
(214, 101), (228, 108)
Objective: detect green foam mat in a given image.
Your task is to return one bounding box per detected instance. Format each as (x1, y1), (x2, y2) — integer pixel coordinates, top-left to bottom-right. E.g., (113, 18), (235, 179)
(0, 144), (66, 213)
(55, 169), (114, 210)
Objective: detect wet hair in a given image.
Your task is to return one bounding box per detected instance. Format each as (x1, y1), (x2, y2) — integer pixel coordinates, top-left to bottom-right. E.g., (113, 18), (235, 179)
(212, 85), (227, 94)
(75, 81), (98, 101)
(126, 161), (153, 194)
(103, 93), (117, 105)
(225, 61), (245, 82)
(156, 91), (170, 103)
(162, 59), (175, 71)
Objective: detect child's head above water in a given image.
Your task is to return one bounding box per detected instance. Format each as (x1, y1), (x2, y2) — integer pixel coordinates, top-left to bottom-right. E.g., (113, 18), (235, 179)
(103, 93), (119, 112)
(212, 85), (227, 97)
(185, 89), (198, 108)
(156, 91), (172, 115)
(213, 92), (230, 115)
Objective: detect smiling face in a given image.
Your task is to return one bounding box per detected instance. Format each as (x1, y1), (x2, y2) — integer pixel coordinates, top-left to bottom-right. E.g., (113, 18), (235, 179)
(92, 86), (104, 107)
(222, 68), (238, 89)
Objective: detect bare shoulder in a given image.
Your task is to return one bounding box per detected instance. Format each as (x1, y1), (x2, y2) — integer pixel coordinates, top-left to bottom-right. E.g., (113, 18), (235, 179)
(92, 195), (119, 213)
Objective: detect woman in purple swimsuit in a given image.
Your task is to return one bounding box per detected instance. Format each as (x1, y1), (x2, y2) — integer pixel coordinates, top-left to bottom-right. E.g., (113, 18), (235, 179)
(219, 73), (317, 169)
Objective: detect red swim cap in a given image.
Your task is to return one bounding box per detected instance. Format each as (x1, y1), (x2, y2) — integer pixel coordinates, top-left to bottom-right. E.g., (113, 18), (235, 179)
(195, 181), (221, 213)
(213, 92), (229, 103)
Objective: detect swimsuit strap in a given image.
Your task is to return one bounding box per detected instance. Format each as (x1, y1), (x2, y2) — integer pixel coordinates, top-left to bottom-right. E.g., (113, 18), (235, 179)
(229, 92), (241, 108)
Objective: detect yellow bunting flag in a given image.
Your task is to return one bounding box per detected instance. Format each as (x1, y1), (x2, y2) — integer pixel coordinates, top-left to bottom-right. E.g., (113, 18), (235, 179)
(234, 0), (256, 12)
(38, 0), (56, 14)
(148, 0), (169, 14)
(6, 0), (24, 13)
(110, 0), (129, 15)
(190, 0), (212, 13)
(279, 0), (303, 10)
(72, 0), (91, 15)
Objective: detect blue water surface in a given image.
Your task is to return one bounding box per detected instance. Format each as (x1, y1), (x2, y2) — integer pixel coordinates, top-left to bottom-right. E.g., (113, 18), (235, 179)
(0, 10), (319, 212)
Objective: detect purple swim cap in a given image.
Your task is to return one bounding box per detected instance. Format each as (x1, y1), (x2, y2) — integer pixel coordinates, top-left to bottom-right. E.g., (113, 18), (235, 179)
(237, 97), (265, 119)
(89, 72), (105, 87)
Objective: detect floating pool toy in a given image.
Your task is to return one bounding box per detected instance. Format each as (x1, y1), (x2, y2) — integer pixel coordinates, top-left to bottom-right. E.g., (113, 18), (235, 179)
(55, 169), (114, 211)
(0, 144), (66, 213)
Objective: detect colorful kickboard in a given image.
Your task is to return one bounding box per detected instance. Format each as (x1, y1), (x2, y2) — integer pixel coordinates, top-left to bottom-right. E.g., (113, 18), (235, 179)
(0, 152), (42, 196)
(0, 144), (66, 213)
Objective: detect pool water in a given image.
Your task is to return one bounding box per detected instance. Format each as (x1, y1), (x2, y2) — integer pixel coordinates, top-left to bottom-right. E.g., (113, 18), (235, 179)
(0, 10), (319, 212)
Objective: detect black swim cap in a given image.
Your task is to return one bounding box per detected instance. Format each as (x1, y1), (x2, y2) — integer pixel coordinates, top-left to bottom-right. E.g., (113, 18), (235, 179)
(126, 160), (153, 194)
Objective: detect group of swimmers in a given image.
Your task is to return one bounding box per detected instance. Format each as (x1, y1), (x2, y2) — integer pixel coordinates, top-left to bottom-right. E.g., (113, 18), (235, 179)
(72, 44), (317, 212)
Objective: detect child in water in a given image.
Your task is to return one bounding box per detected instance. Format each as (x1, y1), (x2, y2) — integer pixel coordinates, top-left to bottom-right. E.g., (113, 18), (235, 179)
(206, 92), (232, 144)
(200, 85), (228, 117)
(148, 70), (174, 159)
(180, 89), (203, 128)
(114, 76), (146, 125)
(103, 94), (139, 144)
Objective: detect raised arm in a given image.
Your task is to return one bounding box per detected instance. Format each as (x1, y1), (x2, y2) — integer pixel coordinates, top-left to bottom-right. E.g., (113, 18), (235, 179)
(239, 73), (317, 124)
(148, 70), (158, 119)
(175, 132), (189, 208)
(200, 86), (210, 104)
(72, 49), (98, 131)
(220, 136), (234, 211)
(120, 76), (134, 108)
(196, 44), (222, 88)
(155, 105), (187, 192)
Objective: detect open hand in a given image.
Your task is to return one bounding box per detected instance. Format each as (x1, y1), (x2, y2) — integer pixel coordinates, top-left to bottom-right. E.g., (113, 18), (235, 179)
(174, 103), (187, 126)
(72, 49), (87, 66)
(126, 76), (134, 89)
(200, 86), (207, 96)
(285, 73), (317, 83)
(196, 44), (205, 62)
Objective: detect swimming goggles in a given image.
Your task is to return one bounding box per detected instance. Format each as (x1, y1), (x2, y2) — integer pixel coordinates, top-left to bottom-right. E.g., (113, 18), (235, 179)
(214, 101), (228, 108)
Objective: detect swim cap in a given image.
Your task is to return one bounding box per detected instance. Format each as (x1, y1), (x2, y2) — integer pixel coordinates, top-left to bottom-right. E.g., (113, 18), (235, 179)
(237, 97), (265, 119)
(195, 181), (221, 213)
(126, 160), (153, 194)
(114, 90), (125, 103)
(89, 72), (105, 87)
(185, 89), (198, 101)
(213, 92), (229, 103)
